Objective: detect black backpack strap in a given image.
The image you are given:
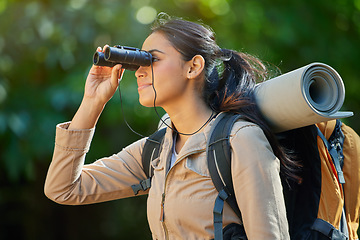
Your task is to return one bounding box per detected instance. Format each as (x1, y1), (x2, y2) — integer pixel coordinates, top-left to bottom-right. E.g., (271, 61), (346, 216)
(131, 128), (166, 195)
(207, 113), (244, 240)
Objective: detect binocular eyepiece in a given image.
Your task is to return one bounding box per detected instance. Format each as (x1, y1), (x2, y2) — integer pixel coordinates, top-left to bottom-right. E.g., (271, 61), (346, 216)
(93, 45), (153, 71)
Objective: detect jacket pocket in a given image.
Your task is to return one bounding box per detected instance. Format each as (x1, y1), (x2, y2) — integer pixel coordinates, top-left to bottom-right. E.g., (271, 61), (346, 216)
(185, 153), (210, 177)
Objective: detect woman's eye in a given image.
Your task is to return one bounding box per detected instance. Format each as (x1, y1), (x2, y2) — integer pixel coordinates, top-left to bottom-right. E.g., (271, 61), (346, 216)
(152, 57), (159, 62)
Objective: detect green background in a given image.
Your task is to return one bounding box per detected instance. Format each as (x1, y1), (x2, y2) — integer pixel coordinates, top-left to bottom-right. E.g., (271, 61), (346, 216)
(0, 0), (359, 239)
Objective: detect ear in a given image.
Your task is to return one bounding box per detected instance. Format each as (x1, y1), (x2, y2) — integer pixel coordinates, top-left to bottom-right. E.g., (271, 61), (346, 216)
(186, 55), (205, 80)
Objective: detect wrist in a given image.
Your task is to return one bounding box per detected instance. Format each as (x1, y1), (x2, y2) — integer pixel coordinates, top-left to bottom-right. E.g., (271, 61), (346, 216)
(81, 96), (107, 111)
(68, 97), (106, 130)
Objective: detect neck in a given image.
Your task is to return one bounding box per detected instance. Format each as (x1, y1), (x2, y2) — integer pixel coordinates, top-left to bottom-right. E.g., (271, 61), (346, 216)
(168, 107), (213, 134)
(160, 82), (215, 151)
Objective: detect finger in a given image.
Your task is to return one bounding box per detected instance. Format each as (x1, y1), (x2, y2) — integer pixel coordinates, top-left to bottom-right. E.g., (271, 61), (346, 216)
(110, 64), (123, 87)
(97, 46), (102, 52)
(118, 67), (125, 82)
(103, 44), (110, 53)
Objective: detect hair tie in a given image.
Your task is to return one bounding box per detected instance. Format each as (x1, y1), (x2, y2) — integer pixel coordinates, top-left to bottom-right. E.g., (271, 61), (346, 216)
(219, 48), (233, 62)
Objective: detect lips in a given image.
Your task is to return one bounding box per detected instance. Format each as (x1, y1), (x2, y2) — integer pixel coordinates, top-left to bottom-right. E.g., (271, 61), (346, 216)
(137, 82), (152, 91)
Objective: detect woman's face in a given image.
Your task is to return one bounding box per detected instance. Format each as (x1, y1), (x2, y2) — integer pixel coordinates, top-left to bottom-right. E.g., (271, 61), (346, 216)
(135, 31), (191, 109)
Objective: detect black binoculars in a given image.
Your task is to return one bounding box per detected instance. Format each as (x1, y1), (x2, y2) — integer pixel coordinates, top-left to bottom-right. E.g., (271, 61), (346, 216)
(93, 45), (153, 71)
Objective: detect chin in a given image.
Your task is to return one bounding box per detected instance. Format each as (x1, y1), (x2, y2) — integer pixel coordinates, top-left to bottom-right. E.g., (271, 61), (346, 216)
(139, 98), (155, 108)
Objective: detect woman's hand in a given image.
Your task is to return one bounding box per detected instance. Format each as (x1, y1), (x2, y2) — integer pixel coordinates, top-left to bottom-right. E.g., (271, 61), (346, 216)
(84, 46), (125, 105)
(68, 46), (125, 130)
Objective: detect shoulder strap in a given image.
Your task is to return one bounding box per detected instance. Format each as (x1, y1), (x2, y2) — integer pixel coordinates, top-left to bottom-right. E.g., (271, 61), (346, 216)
(131, 128), (166, 195)
(142, 128), (167, 178)
(207, 113), (243, 217)
(207, 113), (244, 240)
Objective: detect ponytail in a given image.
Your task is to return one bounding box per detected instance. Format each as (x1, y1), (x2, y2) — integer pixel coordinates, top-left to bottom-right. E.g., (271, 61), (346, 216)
(204, 50), (301, 183)
(204, 49), (263, 113)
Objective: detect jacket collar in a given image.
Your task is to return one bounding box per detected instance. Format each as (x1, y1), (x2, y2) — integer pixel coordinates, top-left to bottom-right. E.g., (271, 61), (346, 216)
(161, 112), (223, 161)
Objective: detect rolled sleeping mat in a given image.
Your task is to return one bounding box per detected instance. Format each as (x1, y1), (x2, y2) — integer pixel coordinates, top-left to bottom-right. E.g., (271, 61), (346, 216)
(255, 62), (353, 132)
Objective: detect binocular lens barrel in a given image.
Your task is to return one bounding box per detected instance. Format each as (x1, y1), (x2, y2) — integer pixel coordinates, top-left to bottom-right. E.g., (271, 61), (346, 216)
(93, 45), (152, 71)
(105, 46), (152, 66)
(93, 52), (116, 67)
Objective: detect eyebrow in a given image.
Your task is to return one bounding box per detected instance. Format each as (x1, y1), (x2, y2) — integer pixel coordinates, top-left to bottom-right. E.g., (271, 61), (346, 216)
(148, 49), (165, 54)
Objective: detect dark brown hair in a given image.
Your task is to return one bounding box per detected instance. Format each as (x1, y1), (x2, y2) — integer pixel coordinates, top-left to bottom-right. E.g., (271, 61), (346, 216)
(151, 14), (300, 182)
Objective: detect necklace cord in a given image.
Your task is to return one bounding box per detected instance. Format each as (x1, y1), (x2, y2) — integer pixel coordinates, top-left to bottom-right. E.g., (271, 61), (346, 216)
(118, 81), (146, 138)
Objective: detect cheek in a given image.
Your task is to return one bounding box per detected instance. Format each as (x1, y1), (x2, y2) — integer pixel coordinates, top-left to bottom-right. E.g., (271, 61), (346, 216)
(154, 71), (186, 98)
(155, 61), (186, 89)
(139, 60), (187, 107)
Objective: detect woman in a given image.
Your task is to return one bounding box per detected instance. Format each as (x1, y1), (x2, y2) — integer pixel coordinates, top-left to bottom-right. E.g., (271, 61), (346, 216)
(45, 15), (297, 239)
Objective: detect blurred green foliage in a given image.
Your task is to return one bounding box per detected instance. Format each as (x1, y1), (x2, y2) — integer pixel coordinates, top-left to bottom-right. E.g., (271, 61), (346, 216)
(0, 0), (359, 239)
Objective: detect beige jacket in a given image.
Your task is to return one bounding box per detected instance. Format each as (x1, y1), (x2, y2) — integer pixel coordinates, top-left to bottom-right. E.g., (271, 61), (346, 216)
(44, 114), (289, 240)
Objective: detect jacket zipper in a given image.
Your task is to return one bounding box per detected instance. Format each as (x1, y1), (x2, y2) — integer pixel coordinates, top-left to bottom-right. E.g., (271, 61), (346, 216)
(160, 192), (165, 222)
(160, 149), (205, 240)
(159, 149), (173, 240)
(160, 192), (169, 239)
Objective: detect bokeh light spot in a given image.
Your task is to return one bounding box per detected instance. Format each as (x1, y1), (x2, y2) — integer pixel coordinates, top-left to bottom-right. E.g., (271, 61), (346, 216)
(69, 0), (88, 10)
(0, 83), (7, 104)
(136, 6), (157, 25)
(38, 17), (54, 39)
(0, 0), (7, 14)
(95, 8), (114, 24)
(209, 0), (230, 15)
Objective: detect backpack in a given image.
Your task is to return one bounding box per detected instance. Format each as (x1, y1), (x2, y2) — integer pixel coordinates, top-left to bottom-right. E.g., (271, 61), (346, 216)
(131, 112), (360, 240)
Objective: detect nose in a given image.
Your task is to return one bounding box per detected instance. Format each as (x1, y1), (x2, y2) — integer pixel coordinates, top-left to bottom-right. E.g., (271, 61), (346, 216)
(135, 65), (147, 79)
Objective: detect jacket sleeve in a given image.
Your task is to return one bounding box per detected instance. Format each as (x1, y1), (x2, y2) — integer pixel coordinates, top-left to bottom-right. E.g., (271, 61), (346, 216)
(44, 122), (148, 205)
(230, 123), (290, 240)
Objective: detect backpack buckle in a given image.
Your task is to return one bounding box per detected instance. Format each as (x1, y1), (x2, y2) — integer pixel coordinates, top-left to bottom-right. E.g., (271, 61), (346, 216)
(131, 178), (151, 195)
